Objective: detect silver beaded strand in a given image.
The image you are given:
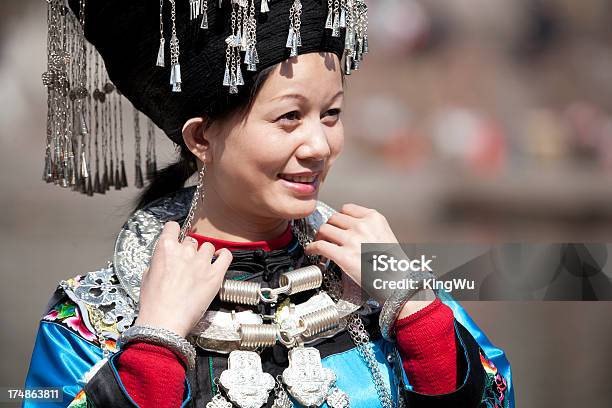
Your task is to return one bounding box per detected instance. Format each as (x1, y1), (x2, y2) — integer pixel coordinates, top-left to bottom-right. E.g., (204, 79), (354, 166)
(200, 0), (209, 29)
(169, 0), (182, 92)
(244, 0), (259, 71)
(156, 0), (166, 67)
(133, 108), (144, 189)
(286, 0), (302, 57)
(222, 1), (242, 94)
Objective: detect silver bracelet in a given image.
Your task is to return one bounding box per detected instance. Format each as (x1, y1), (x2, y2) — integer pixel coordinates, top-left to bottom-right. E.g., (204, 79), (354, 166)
(378, 270), (435, 342)
(117, 325), (196, 370)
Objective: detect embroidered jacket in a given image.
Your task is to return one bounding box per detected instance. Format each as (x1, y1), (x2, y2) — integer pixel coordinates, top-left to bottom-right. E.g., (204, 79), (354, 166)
(23, 186), (514, 408)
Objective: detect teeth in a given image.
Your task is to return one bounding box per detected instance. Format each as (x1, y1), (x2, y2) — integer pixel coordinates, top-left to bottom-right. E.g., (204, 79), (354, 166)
(282, 174), (316, 183)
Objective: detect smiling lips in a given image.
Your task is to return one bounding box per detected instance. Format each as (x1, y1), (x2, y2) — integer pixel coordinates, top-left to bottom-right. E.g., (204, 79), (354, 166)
(278, 172), (319, 183)
(278, 172), (321, 194)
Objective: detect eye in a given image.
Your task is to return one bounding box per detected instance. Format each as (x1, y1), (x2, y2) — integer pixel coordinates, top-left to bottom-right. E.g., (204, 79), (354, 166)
(277, 111), (301, 123)
(324, 108), (342, 118)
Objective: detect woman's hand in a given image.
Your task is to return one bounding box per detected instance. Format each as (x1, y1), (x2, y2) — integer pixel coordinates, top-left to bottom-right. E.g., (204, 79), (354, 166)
(134, 221), (233, 338)
(304, 203), (435, 314)
(304, 204), (399, 290)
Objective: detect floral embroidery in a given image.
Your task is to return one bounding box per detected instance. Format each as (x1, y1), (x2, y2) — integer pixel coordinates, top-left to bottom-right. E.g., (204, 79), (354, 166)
(479, 351), (509, 408)
(103, 338), (118, 353)
(44, 300), (97, 343)
(67, 389), (87, 408)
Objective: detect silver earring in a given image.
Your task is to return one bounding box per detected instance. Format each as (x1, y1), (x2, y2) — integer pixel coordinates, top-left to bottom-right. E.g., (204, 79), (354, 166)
(179, 164), (206, 242)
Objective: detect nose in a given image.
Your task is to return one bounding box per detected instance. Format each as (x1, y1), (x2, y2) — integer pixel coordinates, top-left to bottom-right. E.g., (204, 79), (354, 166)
(296, 121), (331, 161)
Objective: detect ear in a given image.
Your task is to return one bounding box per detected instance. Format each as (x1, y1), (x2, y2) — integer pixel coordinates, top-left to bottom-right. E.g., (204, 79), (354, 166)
(182, 117), (211, 164)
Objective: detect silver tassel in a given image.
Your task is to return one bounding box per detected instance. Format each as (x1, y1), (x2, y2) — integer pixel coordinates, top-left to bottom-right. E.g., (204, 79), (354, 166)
(200, 11), (209, 28)
(244, 46), (252, 65)
(286, 27), (295, 48)
(42, 146), (53, 182)
(223, 64), (231, 86)
(200, 0), (209, 29)
(171, 63), (182, 92)
(332, 12), (340, 37)
(261, 0), (269, 13)
(168, 0), (181, 92)
(80, 150), (89, 179)
(325, 11), (333, 29)
(240, 28), (248, 51)
(229, 70), (238, 94)
(190, 0), (202, 20)
(287, 0), (302, 56)
(236, 64), (244, 86)
(156, 38), (165, 67)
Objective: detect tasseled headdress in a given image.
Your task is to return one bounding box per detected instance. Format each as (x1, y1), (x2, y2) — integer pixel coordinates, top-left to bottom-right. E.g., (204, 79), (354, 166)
(42, 0), (369, 195)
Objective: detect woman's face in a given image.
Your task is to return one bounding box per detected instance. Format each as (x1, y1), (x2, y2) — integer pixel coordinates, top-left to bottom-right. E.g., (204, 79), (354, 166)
(205, 52), (345, 221)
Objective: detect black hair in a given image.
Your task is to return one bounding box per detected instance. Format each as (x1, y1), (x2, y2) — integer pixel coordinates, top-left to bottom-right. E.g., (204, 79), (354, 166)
(132, 65), (277, 213)
(132, 60), (346, 213)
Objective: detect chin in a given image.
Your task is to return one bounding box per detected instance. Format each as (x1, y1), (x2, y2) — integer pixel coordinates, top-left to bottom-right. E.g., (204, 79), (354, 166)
(275, 197), (318, 220)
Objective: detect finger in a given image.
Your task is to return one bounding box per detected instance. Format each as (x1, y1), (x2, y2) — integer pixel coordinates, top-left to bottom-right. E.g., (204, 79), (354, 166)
(326, 212), (354, 230)
(161, 221), (181, 238)
(211, 248), (233, 275)
(182, 236), (200, 251)
(141, 266), (151, 280)
(316, 223), (348, 246)
(304, 240), (341, 261)
(341, 203), (373, 218)
(196, 242), (216, 259)
(213, 248), (227, 257)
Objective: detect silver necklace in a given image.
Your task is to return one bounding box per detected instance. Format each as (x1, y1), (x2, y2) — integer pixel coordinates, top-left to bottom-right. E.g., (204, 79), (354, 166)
(294, 218), (398, 407)
(209, 220), (397, 408)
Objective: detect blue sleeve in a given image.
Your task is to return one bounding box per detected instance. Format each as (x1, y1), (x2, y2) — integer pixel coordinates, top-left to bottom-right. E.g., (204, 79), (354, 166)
(23, 287), (192, 408)
(438, 290), (515, 408)
(22, 320), (104, 407)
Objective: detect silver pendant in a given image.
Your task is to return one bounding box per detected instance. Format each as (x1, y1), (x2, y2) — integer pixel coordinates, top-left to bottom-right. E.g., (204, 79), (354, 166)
(272, 381), (294, 408)
(206, 393), (233, 408)
(219, 350), (275, 408)
(327, 387), (350, 408)
(282, 347), (336, 407)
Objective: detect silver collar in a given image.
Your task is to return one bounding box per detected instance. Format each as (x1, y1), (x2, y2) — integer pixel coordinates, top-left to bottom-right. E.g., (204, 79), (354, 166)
(112, 186), (365, 353)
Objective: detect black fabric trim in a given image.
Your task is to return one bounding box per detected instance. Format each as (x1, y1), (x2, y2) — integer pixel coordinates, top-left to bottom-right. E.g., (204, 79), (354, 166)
(400, 320), (486, 408)
(44, 286), (68, 314)
(84, 351), (192, 407)
(83, 354), (139, 408)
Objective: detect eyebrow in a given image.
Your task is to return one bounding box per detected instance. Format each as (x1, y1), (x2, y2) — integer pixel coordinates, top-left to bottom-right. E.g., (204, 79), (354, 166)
(271, 90), (344, 103)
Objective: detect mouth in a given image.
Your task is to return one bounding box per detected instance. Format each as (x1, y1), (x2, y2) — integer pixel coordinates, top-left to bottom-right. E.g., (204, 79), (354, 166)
(277, 172), (320, 184)
(277, 172), (321, 195)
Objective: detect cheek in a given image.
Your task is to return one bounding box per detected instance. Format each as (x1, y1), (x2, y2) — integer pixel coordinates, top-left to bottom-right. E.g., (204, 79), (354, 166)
(218, 126), (290, 185)
(328, 122), (345, 163)
(320, 124), (344, 183)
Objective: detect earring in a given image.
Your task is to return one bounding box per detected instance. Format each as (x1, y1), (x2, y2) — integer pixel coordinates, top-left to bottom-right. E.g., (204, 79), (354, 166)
(179, 163), (206, 242)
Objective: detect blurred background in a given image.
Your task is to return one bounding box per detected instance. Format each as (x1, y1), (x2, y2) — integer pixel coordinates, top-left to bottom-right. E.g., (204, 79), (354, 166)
(2, 0), (612, 406)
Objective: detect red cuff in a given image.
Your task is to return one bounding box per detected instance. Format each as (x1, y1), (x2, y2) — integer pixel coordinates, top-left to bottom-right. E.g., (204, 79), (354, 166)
(116, 341), (186, 408)
(393, 297), (457, 394)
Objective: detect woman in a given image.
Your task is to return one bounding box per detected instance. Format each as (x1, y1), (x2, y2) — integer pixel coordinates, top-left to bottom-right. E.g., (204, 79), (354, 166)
(25, 0), (513, 407)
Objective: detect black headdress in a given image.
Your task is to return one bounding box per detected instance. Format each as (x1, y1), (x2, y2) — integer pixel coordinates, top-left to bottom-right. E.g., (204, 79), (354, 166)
(42, 0), (368, 195)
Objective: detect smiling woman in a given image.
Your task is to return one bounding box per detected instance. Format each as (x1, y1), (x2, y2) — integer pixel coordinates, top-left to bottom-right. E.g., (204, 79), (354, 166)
(24, 1), (513, 407)
(179, 52), (345, 232)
